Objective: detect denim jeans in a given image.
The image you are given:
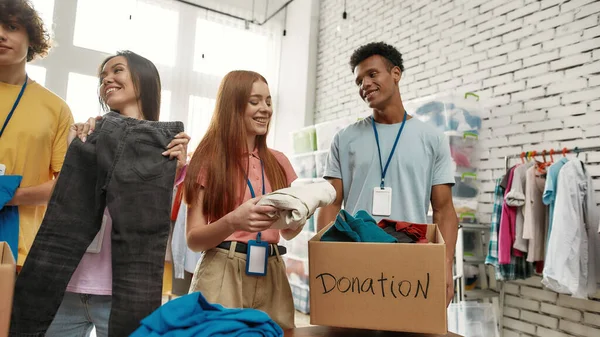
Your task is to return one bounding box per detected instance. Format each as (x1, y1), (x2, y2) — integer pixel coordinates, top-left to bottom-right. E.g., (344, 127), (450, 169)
(10, 112), (184, 337)
(46, 292), (111, 337)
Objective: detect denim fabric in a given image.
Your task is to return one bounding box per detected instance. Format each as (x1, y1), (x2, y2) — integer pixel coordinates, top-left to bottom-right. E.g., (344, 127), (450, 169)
(46, 292), (111, 337)
(11, 112), (184, 337)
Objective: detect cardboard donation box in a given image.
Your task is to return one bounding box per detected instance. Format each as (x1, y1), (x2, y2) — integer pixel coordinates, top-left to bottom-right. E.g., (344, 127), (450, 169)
(309, 223), (447, 334)
(0, 242), (16, 337)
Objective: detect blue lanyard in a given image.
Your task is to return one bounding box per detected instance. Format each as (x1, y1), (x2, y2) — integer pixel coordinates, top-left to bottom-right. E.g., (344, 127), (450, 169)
(371, 112), (407, 189)
(245, 160), (265, 198)
(0, 74), (28, 138)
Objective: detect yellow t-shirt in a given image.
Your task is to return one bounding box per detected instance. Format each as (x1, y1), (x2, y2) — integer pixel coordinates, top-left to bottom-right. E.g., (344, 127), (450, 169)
(0, 80), (73, 266)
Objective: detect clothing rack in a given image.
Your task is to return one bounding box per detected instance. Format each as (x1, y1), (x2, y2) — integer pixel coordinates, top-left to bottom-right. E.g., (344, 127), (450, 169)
(504, 146), (600, 170)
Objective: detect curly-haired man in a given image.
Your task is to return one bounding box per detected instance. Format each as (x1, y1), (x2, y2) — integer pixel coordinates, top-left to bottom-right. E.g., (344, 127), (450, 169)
(0, 0), (74, 268)
(317, 42), (458, 307)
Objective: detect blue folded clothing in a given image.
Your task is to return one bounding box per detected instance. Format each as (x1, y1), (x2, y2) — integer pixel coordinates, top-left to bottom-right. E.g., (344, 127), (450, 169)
(321, 209), (397, 243)
(0, 175), (22, 260)
(130, 291), (283, 337)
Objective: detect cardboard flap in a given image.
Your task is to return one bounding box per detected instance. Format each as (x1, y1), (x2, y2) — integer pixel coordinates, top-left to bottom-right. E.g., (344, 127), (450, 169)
(310, 221), (335, 241)
(1, 242), (15, 266)
(0, 242), (16, 337)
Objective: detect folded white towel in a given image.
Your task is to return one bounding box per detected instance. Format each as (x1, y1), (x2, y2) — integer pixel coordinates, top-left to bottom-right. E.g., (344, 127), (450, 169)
(257, 181), (337, 230)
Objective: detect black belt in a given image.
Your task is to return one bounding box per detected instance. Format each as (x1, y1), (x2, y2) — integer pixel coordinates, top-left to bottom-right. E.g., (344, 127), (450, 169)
(216, 241), (286, 256)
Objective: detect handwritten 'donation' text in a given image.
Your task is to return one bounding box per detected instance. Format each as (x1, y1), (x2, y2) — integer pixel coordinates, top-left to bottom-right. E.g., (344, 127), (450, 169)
(315, 272), (430, 299)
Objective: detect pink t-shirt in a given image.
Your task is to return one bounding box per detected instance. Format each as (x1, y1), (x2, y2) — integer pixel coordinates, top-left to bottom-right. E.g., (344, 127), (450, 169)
(67, 165), (189, 295)
(198, 148), (297, 244)
(67, 208), (113, 295)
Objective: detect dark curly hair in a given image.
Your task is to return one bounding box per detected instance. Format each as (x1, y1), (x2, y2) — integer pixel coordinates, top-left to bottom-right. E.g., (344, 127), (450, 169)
(0, 0), (52, 62)
(349, 42), (404, 74)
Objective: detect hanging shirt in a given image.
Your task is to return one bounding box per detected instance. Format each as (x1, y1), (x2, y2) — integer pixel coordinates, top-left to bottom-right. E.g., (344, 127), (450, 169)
(543, 159), (600, 299)
(542, 157), (569, 242)
(498, 166), (516, 265)
(505, 162), (534, 254)
(485, 178), (503, 268)
(522, 166), (547, 263)
(0, 81), (74, 266)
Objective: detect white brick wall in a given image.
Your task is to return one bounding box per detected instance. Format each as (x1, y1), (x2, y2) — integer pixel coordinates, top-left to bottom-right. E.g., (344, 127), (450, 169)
(314, 0), (600, 335)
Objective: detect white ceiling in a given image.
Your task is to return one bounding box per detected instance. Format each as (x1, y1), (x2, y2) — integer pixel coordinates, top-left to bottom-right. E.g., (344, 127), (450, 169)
(175, 0), (290, 24)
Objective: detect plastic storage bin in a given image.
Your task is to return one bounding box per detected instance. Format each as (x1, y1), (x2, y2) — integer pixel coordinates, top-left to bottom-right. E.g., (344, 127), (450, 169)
(290, 153), (316, 179)
(454, 198), (478, 223)
(315, 150), (329, 178)
(449, 132), (479, 172)
(447, 302), (499, 337)
(291, 126), (317, 154)
(289, 281), (310, 314)
(405, 93), (483, 134)
(315, 117), (354, 151)
(452, 173), (479, 199)
(283, 255), (309, 285)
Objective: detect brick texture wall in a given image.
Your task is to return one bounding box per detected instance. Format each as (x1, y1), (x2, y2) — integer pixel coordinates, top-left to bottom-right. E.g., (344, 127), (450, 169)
(314, 0), (600, 336)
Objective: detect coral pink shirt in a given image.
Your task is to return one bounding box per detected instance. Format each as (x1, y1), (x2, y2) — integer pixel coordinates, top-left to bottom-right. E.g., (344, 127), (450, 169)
(199, 148), (297, 244)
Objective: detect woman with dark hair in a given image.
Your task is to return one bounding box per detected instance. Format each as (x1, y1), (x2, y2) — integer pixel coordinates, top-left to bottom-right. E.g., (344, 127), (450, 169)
(183, 70), (299, 329)
(42, 50), (190, 337)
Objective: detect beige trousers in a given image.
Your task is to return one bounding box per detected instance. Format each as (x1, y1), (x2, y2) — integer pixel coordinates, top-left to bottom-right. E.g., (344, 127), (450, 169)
(189, 242), (296, 329)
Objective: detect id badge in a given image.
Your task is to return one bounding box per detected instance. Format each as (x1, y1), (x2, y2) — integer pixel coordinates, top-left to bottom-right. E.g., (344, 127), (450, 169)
(246, 234), (269, 276)
(372, 187), (392, 216)
(0, 164), (5, 176)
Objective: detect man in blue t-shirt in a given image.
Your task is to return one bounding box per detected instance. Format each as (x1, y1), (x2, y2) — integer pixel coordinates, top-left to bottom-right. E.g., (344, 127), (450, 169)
(317, 42), (458, 307)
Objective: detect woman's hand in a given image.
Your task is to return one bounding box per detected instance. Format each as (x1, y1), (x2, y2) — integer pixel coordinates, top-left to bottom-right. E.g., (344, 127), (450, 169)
(67, 116), (103, 145)
(229, 197), (279, 233)
(163, 132), (191, 169)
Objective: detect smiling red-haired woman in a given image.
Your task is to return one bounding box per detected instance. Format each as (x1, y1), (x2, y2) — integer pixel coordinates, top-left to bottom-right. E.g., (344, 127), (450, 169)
(184, 70), (299, 329)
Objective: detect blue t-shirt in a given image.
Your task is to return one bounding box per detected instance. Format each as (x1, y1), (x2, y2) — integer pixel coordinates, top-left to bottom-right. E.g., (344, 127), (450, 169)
(543, 157), (569, 239)
(324, 116), (455, 223)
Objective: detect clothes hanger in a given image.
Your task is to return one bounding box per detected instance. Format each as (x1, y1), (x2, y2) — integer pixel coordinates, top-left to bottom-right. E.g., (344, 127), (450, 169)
(574, 146), (580, 158)
(562, 147), (568, 157)
(542, 150), (547, 163)
(536, 150), (549, 174)
(520, 152), (526, 164)
(549, 149), (555, 163)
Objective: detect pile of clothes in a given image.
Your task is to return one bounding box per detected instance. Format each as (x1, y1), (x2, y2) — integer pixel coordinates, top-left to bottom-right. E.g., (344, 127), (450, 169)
(320, 209), (430, 244)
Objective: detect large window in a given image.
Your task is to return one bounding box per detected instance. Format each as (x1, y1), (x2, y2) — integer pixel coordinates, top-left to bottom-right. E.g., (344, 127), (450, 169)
(66, 73), (101, 123)
(73, 0), (178, 64)
(73, 0), (134, 54)
(188, 96), (215, 150)
(30, 0), (54, 34)
(129, 1), (179, 66)
(32, 0), (283, 153)
(160, 90), (172, 121)
(26, 65), (46, 86)
(194, 19), (269, 77)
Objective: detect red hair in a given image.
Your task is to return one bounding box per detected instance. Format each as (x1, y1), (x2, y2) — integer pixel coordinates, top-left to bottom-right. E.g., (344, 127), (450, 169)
(184, 71), (288, 221)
